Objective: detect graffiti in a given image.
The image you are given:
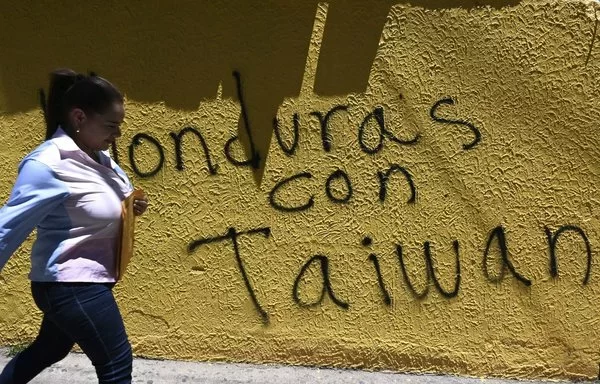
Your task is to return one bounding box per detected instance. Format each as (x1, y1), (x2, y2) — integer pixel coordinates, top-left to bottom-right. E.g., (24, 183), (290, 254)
(425, 241), (461, 299)
(225, 71), (261, 169)
(128, 133), (165, 178)
(358, 106), (420, 154)
(309, 105), (348, 152)
(397, 240), (461, 300)
(115, 72), (478, 187)
(545, 225), (592, 285)
(397, 243), (431, 300)
(188, 227), (271, 324)
(119, 98), (436, 178)
(324, 169), (353, 204)
(170, 127), (218, 174)
(430, 97), (481, 150)
(377, 165), (416, 204)
(268, 166), (415, 212)
(482, 226), (531, 286)
(292, 255), (350, 309)
(268, 172), (315, 212)
(272, 113), (300, 156)
(187, 224), (593, 323)
(111, 71), (593, 323)
(368, 253), (392, 306)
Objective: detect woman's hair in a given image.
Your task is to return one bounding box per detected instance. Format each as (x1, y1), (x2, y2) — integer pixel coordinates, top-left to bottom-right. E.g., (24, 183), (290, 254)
(41, 69), (123, 140)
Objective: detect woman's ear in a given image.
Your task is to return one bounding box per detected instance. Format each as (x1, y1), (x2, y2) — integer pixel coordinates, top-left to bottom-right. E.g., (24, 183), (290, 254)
(69, 108), (87, 129)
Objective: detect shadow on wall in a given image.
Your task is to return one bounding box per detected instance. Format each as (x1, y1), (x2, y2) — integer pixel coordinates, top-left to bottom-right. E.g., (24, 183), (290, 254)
(0, 0), (520, 182)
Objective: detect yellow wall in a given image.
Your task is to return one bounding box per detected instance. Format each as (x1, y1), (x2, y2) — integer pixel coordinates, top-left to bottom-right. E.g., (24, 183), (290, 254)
(1, 0), (600, 380)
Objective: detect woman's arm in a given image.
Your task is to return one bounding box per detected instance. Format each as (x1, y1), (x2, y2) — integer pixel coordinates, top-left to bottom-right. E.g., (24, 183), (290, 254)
(0, 159), (69, 271)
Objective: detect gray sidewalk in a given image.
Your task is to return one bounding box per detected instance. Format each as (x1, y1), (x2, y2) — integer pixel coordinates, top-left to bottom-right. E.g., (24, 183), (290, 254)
(0, 348), (574, 384)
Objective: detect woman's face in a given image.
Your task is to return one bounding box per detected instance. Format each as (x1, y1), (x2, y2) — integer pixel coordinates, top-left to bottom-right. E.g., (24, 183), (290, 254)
(72, 101), (125, 153)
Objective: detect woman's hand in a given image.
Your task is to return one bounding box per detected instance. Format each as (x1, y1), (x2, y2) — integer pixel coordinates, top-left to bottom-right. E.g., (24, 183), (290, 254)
(133, 194), (148, 216)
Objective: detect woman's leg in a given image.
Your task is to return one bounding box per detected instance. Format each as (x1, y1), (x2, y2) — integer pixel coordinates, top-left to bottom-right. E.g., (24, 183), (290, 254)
(40, 282), (133, 384)
(0, 316), (74, 384)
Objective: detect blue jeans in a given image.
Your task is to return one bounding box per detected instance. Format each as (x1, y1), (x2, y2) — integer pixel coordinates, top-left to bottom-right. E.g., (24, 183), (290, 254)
(0, 282), (132, 384)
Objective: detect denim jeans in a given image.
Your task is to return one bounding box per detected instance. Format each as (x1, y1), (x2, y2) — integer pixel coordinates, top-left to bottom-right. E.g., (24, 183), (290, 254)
(0, 282), (132, 384)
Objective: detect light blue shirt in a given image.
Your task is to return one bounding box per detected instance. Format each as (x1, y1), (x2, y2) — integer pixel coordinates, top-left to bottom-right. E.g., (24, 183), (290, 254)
(0, 128), (133, 282)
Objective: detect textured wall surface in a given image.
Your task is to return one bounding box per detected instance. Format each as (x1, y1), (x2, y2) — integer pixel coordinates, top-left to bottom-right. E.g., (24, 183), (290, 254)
(1, 0), (600, 380)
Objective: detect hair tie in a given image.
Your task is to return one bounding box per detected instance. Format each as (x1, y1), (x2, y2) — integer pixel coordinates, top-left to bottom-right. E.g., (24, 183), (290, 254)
(64, 73), (88, 96)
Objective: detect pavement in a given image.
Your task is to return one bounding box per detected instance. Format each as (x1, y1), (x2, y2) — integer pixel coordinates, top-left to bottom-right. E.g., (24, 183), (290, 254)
(0, 348), (575, 384)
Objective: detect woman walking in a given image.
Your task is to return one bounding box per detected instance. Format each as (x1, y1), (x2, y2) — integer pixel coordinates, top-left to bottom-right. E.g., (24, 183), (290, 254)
(0, 69), (147, 384)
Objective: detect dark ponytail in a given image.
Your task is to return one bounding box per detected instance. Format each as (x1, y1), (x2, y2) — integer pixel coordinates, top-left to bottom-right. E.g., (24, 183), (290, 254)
(41, 69), (123, 141)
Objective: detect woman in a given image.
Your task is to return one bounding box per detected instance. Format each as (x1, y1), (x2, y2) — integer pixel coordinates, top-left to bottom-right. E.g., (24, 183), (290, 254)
(0, 69), (148, 384)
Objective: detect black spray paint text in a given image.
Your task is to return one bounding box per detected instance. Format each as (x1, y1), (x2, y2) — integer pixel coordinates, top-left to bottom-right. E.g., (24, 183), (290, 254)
(188, 224), (592, 325)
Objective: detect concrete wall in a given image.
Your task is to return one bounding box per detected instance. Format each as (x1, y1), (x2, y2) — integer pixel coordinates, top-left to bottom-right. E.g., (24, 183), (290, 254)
(1, 0), (600, 380)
